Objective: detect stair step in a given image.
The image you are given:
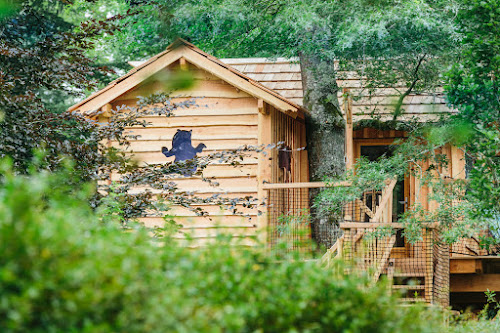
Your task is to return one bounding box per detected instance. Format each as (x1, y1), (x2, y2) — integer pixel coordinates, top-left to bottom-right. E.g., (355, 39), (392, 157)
(400, 297), (426, 303)
(393, 272), (425, 277)
(392, 285), (425, 290)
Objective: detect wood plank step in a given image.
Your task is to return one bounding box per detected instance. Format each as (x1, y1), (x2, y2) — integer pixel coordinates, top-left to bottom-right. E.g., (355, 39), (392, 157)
(393, 272), (425, 277)
(400, 298), (426, 302)
(392, 285), (425, 290)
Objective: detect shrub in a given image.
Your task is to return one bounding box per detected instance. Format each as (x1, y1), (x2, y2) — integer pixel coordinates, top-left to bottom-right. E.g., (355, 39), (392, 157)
(0, 160), (445, 332)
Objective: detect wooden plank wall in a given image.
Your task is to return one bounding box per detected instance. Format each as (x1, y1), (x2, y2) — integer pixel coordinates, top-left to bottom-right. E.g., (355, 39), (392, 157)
(109, 61), (261, 244)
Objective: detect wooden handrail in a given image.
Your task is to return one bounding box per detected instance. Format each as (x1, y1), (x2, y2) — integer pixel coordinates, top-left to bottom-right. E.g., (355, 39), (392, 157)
(262, 181), (351, 190)
(320, 234), (344, 266)
(370, 178), (397, 223)
(340, 222), (439, 229)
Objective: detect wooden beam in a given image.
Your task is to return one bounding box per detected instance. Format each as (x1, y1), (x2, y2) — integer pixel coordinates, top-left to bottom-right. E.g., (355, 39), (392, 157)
(257, 99), (267, 114)
(70, 44), (301, 116)
(451, 145), (466, 179)
(182, 49), (299, 115)
(373, 235), (396, 282)
(344, 88), (354, 170)
(69, 47), (184, 113)
(262, 181), (351, 190)
(370, 178), (397, 223)
(451, 274), (500, 292)
(450, 259), (483, 274)
(257, 106), (272, 244)
(299, 122), (309, 182)
(101, 103), (112, 117)
(424, 229), (434, 303)
(339, 222), (438, 229)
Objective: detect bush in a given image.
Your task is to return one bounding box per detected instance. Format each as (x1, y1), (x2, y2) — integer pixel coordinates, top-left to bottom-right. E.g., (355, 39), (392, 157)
(451, 317), (500, 333)
(0, 160), (445, 332)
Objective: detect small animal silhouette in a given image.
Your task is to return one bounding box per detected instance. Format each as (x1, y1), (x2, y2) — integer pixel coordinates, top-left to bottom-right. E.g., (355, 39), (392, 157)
(162, 130), (206, 175)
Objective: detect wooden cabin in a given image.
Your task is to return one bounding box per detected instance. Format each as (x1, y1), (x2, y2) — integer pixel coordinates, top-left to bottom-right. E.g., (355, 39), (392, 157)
(69, 39), (308, 245)
(71, 42), (498, 308)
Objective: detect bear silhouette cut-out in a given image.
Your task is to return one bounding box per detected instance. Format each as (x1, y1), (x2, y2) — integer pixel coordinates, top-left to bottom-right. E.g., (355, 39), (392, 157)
(162, 130), (206, 175)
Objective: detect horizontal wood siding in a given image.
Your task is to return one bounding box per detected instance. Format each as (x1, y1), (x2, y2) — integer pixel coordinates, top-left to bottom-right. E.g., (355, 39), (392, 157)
(110, 61), (260, 241)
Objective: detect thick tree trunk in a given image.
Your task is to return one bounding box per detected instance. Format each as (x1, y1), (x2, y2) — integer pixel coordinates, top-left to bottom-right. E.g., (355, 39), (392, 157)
(300, 54), (345, 180)
(300, 54), (345, 249)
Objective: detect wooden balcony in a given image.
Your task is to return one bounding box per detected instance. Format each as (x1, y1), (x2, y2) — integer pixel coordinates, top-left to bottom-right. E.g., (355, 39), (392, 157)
(265, 179), (500, 307)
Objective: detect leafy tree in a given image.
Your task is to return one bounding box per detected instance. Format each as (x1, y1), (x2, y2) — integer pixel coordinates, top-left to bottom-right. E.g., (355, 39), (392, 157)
(0, 0), (122, 173)
(445, 0), (500, 219)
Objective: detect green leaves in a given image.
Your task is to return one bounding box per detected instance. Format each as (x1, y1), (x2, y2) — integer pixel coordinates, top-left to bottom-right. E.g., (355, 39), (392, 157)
(0, 164), (446, 332)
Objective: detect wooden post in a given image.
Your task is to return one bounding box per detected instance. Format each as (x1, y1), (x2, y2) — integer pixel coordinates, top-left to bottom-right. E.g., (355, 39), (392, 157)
(343, 88), (354, 170)
(343, 228), (352, 262)
(425, 228), (434, 303)
(257, 102), (272, 245)
(299, 121), (309, 182)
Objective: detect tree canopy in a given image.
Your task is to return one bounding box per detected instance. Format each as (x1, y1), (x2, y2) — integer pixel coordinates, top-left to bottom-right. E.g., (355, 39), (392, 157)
(0, 0), (498, 240)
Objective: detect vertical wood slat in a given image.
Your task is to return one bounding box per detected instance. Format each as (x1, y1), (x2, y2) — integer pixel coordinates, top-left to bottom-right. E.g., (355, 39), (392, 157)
(344, 89), (354, 170)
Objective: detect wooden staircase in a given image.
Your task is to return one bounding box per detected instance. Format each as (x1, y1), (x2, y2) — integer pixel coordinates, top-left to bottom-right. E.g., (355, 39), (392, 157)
(384, 259), (427, 302)
(321, 178), (448, 306)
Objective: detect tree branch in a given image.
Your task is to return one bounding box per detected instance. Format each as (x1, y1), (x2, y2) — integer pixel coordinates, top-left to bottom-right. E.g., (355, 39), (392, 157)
(393, 54), (426, 120)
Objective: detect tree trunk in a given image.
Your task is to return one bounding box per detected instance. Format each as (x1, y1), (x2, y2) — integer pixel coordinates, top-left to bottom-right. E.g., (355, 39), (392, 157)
(300, 54), (345, 180)
(300, 53), (345, 249)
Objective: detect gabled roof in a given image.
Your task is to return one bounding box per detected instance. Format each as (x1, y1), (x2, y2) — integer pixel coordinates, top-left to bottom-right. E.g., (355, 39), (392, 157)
(69, 39), (304, 117)
(130, 57), (305, 106)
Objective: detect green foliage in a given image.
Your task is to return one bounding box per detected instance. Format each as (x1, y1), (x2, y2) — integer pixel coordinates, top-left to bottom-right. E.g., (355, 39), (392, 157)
(0, 0), (122, 172)
(71, 0), (459, 110)
(450, 291), (500, 332)
(451, 317), (500, 333)
(0, 162), (448, 332)
(444, 0), (500, 219)
(315, 153), (406, 221)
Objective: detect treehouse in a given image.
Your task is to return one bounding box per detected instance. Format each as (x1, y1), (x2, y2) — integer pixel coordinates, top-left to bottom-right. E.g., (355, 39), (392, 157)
(69, 39), (309, 245)
(70, 40), (499, 309)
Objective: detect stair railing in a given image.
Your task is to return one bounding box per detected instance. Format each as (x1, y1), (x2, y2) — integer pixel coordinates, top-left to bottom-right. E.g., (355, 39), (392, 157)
(370, 177), (397, 223)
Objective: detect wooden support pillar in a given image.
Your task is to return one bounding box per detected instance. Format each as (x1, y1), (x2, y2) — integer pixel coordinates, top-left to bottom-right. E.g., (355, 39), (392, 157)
(98, 103), (113, 186)
(257, 102), (272, 245)
(425, 228), (434, 303)
(343, 88), (354, 170)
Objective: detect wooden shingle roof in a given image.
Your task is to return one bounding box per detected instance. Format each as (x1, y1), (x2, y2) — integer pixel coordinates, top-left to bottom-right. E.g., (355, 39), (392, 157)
(221, 58), (454, 122)
(222, 58), (304, 107)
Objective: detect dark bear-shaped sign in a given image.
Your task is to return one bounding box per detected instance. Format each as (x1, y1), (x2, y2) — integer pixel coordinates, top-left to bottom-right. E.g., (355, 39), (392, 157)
(162, 129), (206, 175)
